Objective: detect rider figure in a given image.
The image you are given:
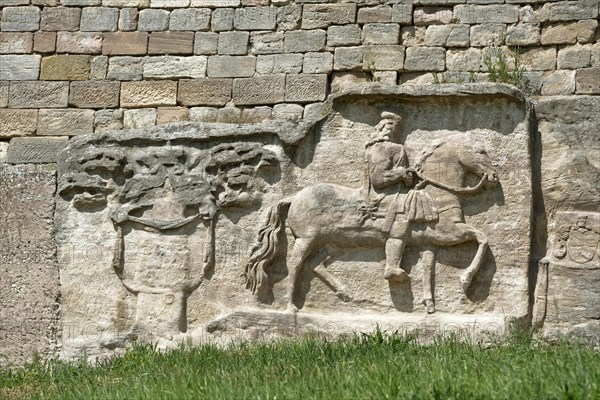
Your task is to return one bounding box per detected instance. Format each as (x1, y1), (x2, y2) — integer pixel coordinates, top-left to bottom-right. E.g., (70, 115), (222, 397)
(365, 112), (415, 282)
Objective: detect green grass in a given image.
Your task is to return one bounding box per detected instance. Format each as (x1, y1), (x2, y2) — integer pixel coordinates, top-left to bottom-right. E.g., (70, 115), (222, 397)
(1, 330), (599, 400)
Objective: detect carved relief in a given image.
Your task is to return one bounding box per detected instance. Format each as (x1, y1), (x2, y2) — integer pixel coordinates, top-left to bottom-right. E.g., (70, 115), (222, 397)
(552, 215), (600, 264)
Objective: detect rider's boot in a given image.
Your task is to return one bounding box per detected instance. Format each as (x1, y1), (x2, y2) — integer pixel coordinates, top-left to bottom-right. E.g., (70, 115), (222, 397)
(384, 238), (410, 282)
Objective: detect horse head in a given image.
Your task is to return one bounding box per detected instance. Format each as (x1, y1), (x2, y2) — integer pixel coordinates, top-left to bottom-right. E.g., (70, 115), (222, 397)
(453, 134), (499, 190)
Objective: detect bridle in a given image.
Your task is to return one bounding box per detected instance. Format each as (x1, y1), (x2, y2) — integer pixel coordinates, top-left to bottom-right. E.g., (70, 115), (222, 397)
(414, 171), (489, 194)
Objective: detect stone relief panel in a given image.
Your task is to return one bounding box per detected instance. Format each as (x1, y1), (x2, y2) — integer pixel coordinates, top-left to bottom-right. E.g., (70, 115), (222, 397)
(56, 84), (534, 359)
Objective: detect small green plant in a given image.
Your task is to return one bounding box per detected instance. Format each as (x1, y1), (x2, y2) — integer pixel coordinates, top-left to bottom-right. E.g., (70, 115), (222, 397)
(483, 45), (525, 89)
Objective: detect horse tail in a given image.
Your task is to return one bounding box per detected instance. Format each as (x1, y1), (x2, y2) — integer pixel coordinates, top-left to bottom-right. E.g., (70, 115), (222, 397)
(244, 197), (293, 295)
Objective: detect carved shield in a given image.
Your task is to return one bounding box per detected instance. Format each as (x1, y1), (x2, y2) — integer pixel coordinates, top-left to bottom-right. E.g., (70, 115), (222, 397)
(567, 229), (599, 264)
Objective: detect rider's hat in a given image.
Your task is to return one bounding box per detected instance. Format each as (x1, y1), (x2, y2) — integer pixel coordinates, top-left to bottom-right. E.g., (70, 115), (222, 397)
(380, 111), (402, 121)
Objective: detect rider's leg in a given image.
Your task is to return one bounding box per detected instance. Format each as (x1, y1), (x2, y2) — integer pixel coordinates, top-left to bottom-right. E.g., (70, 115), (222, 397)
(384, 238), (409, 282)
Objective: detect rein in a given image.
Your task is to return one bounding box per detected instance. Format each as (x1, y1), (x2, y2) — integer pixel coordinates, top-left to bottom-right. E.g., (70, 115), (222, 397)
(414, 171), (488, 194)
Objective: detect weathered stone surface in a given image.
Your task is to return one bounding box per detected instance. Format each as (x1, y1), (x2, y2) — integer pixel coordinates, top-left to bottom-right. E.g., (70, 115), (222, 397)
(178, 78), (232, 106)
(189, 106), (217, 122)
(413, 7), (453, 25)
(119, 8), (138, 31)
(592, 43), (600, 67)
(107, 56), (144, 80)
(505, 24), (540, 46)
(121, 81), (177, 107)
(150, 0), (189, 7)
(302, 4), (356, 29)
(234, 6), (277, 30)
(169, 8), (210, 31)
(33, 32), (56, 53)
(372, 71), (397, 84)
(138, 9), (169, 31)
(446, 48), (481, 71)
(40, 55), (90, 81)
(541, 70), (576, 96)
(557, 44), (591, 70)
(256, 54), (302, 74)
(392, 4), (412, 25)
(425, 25), (469, 47)
(250, 32), (283, 55)
(194, 32), (219, 55)
(212, 8), (234, 32)
(576, 68), (600, 94)
(240, 106), (272, 123)
(303, 52), (333, 74)
(284, 30), (326, 53)
(327, 25), (361, 47)
(455, 5), (519, 24)
(207, 56), (256, 78)
(285, 74), (327, 102)
(470, 24), (506, 47)
(144, 56), (207, 79)
(80, 7), (119, 31)
(0, 164), (59, 367)
(149, 32), (195, 55)
(233, 75), (285, 105)
(576, 19), (598, 43)
(123, 108), (157, 129)
(536, 0), (598, 23)
(157, 107), (189, 125)
(190, 0), (239, 7)
(0, 55), (40, 80)
(401, 26), (426, 47)
(6, 136), (68, 163)
(0, 33), (33, 54)
(541, 23), (578, 45)
(334, 47), (364, 71)
(363, 45), (404, 71)
(218, 31), (249, 55)
(0, 82), (8, 107)
(94, 108), (123, 132)
(37, 109), (94, 136)
(69, 81), (120, 108)
(9, 81), (68, 108)
(276, 3), (301, 31)
(1, 6), (40, 31)
(56, 32), (102, 54)
(519, 47), (557, 71)
(404, 46), (445, 71)
(358, 5), (391, 24)
(272, 103), (303, 120)
(103, 32), (148, 55)
(362, 23), (400, 45)
(0, 109), (37, 138)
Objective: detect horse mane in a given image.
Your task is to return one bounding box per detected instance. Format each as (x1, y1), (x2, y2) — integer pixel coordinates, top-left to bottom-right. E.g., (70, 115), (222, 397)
(414, 133), (471, 172)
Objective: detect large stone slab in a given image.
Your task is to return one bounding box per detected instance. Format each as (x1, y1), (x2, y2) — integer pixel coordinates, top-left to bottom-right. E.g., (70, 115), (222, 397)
(55, 84), (533, 359)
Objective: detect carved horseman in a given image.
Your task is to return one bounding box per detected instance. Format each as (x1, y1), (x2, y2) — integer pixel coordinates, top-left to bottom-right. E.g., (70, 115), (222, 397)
(363, 112), (438, 283)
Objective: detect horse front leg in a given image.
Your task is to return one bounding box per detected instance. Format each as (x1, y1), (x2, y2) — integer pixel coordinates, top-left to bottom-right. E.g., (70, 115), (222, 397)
(286, 238), (315, 313)
(459, 225), (488, 293)
(420, 247), (437, 314)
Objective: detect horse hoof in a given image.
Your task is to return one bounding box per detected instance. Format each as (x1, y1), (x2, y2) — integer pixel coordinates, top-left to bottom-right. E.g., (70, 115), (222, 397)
(336, 290), (352, 302)
(460, 274), (472, 293)
(425, 300), (436, 314)
(384, 269), (410, 283)
(286, 304), (299, 313)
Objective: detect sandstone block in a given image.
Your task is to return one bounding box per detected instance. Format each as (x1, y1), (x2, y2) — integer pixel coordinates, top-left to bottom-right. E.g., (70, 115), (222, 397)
(6, 136), (68, 163)
(123, 108), (157, 129)
(256, 54), (302, 74)
(107, 56), (143, 80)
(392, 4), (412, 25)
(576, 67), (600, 94)
(334, 46), (364, 71)
(302, 4), (356, 29)
(1, 6), (40, 31)
(40, 55), (90, 81)
(149, 32), (195, 55)
(194, 32), (218, 55)
(576, 19), (598, 43)
(189, 106), (217, 122)
(119, 8), (138, 31)
(362, 23), (400, 45)
(363, 45), (404, 71)
(151, 0), (189, 7)
(284, 30), (326, 53)
(470, 24), (506, 47)
(138, 9), (169, 31)
(519, 47), (557, 71)
(37, 109), (94, 136)
(94, 108), (123, 132)
(240, 106), (272, 123)
(506, 24), (540, 46)
(190, 0), (239, 6)
(0, 33), (33, 54)
(541, 23), (578, 45)
(80, 7), (118, 31)
(62, 0), (101, 5)
(9, 81), (68, 108)
(272, 103), (303, 120)
(401, 26), (426, 47)
(103, 32), (148, 56)
(56, 32), (102, 54)
(216, 105), (242, 123)
(303, 52), (333, 74)
(90, 55), (108, 80)
(250, 32), (283, 55)
(218, 31), (249, 55)
(536, 0), (598, 23)
(372, 71), (397, 84)
(233, 75), (285, 105)
(33, 32), (56, 53)
(169, 8), (210, 31)
(178, 78), (232, 106)
(404, 46), (444, 71)
(557, 44), (591, 70)
(0, 82), (7, 107)
(207, 56), (256, 78)
(285, 74), (327, 103)
(0, 55), (40, 80)
(121, 81), (177, 107)
(0, 109), (37, 138)
(541, 70), (575, 95)
(157, 107), (189, 125)
(327, 25), (361, 47)
(357, 5), (392, 23)
(69, 81), (120, 108)
(413, 7), (453, 25)
(212, 8), (234, 32)
(446, 48), (481, 71)
(234, 6), (277, 30)
(144, 56), (206, 79)
(455, 5), (519, 24)
(425, 25), (469, 47)
(592, 43), (600, 67)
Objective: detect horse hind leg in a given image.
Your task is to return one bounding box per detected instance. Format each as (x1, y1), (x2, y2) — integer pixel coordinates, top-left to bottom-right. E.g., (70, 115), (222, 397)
(286, 237), (316, 313)
(459, 225), (489, 293)
(421, 247), (437, 314)
(314, 244), (352, 302)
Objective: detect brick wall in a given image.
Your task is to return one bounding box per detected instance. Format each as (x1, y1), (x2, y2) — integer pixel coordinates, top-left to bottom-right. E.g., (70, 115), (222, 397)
(0, 0), (599, 158)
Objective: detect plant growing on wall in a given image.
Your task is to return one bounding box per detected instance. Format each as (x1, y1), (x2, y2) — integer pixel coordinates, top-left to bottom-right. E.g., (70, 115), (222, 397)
(483, 45), (525, 89)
